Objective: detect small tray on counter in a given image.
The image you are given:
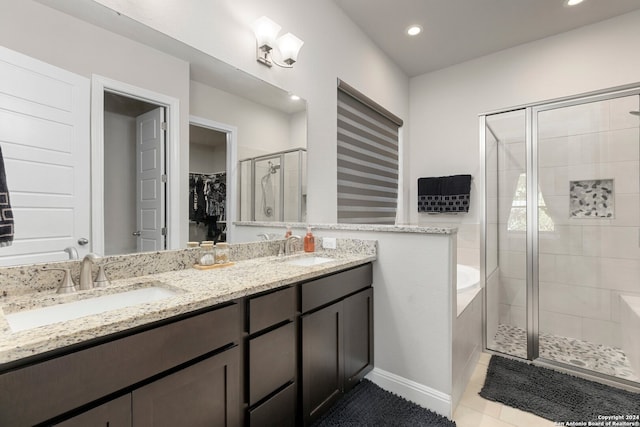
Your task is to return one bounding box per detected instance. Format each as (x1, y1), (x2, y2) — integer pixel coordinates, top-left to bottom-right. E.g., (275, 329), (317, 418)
(193, 262), (235, 270)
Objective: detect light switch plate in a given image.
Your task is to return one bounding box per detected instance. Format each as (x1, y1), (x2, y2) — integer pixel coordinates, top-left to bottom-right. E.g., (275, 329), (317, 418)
(322, 237), (337, 249)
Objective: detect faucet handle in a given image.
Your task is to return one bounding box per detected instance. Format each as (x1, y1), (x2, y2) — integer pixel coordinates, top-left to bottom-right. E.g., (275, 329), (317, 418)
(43, 267), (77, 294)
(94, 260), (122, 288)
(94, 263), (112, 288)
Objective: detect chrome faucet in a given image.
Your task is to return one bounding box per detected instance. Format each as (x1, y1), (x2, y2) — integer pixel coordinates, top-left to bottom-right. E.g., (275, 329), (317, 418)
(79, 253), (100, 290)
(284, 235), (301, 255)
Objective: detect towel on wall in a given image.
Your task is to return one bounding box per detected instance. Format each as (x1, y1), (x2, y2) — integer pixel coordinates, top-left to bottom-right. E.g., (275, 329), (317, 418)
(0, 145), (14, 247)
(441, 174), (472, 213)
(417, 177), (442, 213)
(418, 174), (472, 213)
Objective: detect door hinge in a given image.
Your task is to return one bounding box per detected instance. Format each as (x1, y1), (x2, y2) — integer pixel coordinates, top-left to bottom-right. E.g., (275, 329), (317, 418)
(161, 227), (167, 236)
(161, 121), (167, 131)
(161, 174), (167, 183)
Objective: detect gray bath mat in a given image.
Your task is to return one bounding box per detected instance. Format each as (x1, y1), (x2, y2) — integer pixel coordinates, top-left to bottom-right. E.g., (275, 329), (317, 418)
(313, 379), (456, 426)
(480, 355), (640, 423)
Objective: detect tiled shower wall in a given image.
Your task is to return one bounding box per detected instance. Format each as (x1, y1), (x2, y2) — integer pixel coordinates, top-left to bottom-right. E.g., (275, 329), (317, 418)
(495, 95), (640, 349)
(536, 95), (640, 348)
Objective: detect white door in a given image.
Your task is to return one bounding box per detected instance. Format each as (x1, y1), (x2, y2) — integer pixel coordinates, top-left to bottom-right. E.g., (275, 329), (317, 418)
(135, 107), (165, 252)
(0, 46), (90, 266)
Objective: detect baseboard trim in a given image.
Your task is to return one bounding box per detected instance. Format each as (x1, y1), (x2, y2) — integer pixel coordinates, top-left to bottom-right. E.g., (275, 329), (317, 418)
(365, 368), (452, 417)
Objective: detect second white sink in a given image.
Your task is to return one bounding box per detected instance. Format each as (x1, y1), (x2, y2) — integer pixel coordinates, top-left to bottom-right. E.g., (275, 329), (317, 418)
(284, 256), (335, 267)
(5, 286), (177, 333)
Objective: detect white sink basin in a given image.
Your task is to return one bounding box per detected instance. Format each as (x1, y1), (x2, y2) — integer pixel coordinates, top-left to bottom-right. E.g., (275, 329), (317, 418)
(5, 286), (177, 333)
(284, 256), (335, 267)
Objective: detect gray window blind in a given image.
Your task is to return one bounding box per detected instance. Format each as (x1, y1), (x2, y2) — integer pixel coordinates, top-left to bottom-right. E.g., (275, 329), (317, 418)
(337, 80), (402, 224)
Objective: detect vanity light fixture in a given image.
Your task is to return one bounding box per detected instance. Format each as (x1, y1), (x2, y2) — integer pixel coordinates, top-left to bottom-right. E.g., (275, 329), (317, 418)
(252, 16), (304, 68)
(566, 0), (584, 6)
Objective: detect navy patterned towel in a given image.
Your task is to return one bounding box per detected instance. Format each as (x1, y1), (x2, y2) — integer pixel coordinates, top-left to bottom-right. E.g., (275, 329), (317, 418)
(418, 174), (471, 213)
(417, 177), (442, 213)
(441, 174), (471, 213)
(0, 145), (14, 247)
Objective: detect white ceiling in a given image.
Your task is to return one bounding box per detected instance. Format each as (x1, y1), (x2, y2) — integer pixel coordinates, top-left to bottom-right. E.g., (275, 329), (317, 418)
(334, 0), (640, 77)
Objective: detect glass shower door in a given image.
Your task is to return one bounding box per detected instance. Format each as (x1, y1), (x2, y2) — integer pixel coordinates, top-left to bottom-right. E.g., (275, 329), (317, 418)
(484, 109), (529, 358)
(535, 93), (640, 382)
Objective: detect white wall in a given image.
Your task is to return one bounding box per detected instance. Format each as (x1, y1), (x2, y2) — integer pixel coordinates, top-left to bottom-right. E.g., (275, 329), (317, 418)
(189, 143), (226, 175)
(190, 80), (295, 161)
(290, 110), (307, 149)
(409, 10), (640, 227)
(92, 0), (410, 224)
(0, 0), (191, 246)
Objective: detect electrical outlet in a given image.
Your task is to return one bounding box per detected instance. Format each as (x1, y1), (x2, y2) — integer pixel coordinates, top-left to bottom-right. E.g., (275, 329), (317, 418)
(322, 237), (337, 249)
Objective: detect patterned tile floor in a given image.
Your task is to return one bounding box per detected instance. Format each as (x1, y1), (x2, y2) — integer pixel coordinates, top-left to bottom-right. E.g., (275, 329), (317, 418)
(489, 324), (639, 382)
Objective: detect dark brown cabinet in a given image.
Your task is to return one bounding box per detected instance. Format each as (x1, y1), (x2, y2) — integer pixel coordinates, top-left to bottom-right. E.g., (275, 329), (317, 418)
(301, 300), (344, 424)
(0, 304), (241, 427)
(0, 262), (373, 427)
(300, 264), (374, 426)
(343, 287), (374, 392)
(246, 286), (297, 426)
(133, 347), (240, 427)
(54, 395), (132, 427)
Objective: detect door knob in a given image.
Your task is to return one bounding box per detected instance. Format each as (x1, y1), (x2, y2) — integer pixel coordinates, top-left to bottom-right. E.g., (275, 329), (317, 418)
(77, 238), (89, 246)
(132, 231), (141, 236)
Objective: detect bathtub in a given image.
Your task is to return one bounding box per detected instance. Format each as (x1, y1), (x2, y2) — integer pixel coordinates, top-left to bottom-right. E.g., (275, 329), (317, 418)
(456, 264), (481, 317)
(457, 264), (480, 293)
(620, 295), (640, 378)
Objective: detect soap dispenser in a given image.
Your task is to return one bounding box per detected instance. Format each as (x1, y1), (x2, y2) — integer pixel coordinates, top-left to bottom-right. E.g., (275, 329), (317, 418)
(303, 226), (315, 253)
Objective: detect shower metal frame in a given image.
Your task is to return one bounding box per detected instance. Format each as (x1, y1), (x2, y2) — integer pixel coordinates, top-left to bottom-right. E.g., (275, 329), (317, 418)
(239, 147), (306, 222)
(480, 82), (640, 390)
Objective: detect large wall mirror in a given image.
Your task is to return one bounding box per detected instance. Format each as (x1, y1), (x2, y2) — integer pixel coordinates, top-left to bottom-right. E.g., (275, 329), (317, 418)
(0, 0), (307, 267)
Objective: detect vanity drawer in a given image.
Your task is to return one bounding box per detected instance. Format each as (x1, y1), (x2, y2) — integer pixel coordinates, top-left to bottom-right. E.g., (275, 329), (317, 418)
(249, 382), (296, 427)
(249, 286), (296, 334)
(301, 263), (372, 313)
(0, 303), (239, 427)
(249, 321), (296, 405)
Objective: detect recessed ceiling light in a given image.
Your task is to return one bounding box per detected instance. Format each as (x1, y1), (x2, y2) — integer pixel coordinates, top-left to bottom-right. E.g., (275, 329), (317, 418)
(406, 25), (422, 36)
(566, 0), (584, 6)
(290, 94), (301, 101)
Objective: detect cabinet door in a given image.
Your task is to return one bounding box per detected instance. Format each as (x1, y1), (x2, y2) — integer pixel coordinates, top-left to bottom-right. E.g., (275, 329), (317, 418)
(132, 347), (240, 427)
(55, 394), (131, 427)
(249, 382), (296, 427)
(301, 301), (343, 426)
(343, 288), (374, 392)
(249, 322), (296, 406)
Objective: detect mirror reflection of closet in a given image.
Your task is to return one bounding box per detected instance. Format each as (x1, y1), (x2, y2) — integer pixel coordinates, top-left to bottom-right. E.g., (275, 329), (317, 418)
(189, 124), (227, 243)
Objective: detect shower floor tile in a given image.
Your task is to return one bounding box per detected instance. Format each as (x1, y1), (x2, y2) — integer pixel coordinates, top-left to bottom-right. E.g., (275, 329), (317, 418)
(489, 324), (639, 382)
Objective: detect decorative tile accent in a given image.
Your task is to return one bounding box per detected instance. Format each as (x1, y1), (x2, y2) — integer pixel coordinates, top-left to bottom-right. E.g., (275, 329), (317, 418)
(570, 179), (614, 218)
(490, 324), (639, 382)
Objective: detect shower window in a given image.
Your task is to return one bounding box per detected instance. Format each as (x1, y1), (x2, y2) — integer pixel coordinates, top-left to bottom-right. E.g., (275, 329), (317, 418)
(507, 173), (554, 232)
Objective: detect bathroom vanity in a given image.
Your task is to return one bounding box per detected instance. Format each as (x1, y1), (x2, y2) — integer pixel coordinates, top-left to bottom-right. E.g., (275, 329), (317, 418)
(0, 250), (374, 426)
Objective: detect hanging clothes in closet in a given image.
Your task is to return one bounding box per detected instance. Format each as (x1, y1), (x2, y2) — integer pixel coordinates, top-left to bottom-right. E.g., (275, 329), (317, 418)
(189, 172), (226, 242)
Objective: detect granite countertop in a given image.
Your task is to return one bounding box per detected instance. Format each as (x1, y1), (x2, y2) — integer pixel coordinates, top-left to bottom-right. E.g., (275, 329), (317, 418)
(0, 251), (375, 366)
(235, 221), (456, 235)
